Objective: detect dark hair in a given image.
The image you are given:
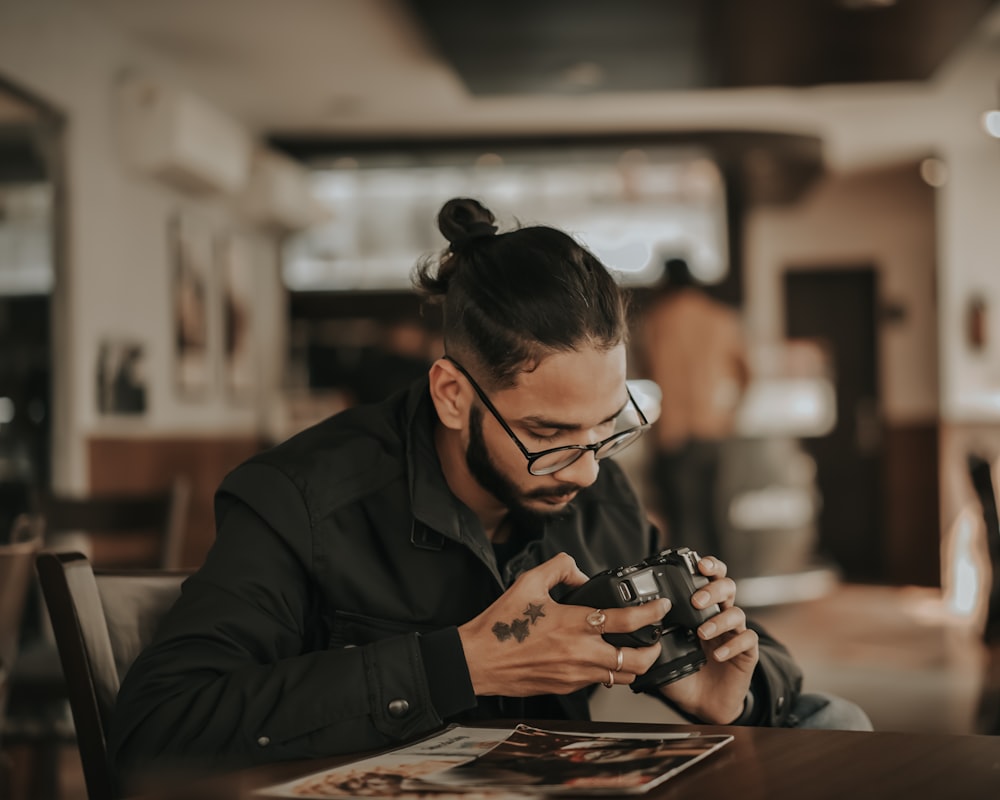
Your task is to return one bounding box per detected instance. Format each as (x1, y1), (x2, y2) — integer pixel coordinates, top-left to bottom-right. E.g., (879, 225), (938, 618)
(663, 257), (695, 289)
(413, 197), (628, 388)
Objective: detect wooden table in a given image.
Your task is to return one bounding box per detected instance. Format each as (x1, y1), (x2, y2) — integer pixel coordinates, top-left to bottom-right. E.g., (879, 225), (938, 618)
(132, 721), (1000, 800)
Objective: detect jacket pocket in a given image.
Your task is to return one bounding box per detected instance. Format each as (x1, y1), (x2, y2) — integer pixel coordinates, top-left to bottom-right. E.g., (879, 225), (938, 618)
(328, 609), (436, 648)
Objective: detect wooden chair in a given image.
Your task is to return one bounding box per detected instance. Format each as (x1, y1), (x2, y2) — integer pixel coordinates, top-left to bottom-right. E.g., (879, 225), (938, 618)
(969, 453), (1000, 736)
(37, 476), (192, 570)
(3, 478), (192, 799)
(36, 551), (190, 800)
(968, 453), (1000, 643)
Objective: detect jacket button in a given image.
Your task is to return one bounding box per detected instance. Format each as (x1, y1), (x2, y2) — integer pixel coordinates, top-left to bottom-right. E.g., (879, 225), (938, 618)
(387, 698), (410, 718)
(257, 735), (271, 747)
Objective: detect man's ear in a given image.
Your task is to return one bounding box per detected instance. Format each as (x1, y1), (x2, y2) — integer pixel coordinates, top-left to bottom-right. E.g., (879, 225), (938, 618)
(429, 358), (467, 431)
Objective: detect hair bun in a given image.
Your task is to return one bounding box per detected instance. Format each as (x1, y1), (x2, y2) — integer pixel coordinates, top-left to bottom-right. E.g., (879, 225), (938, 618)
(438, 197), (497, 253)
(449, 221), (498, 253)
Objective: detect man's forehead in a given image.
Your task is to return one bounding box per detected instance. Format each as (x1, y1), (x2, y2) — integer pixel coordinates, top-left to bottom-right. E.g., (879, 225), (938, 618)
(500, 348), (629, 424)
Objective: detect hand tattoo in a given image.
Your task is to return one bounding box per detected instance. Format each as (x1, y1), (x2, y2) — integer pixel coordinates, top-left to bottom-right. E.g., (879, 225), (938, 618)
(492, 601), (547, 643)
(511, 618), (530, 642)
(523, 603), (546, 623)
(492, 622), (513, 641)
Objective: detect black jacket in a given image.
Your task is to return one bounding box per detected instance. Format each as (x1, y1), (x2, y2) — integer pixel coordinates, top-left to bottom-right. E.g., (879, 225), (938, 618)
(109, 378), (801, 778)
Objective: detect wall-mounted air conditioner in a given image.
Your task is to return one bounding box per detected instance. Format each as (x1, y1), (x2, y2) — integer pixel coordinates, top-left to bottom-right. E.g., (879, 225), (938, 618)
(116, 76), (253, 196)
(240, 149), (332, 232)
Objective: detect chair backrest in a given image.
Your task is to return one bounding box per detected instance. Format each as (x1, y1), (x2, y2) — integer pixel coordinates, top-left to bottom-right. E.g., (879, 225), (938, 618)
(36, 551), (189, 800)
(968, 453), (1000, 642)
(38, 476), (191, 569)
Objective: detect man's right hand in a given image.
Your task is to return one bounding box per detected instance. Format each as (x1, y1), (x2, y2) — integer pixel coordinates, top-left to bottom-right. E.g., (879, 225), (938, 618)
(457, 552), (667, 697)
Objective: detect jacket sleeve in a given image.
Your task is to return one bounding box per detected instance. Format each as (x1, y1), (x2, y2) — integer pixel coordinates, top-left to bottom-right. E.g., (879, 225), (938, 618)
(108, 462), (469, 782)
(732, 620), (803, 726)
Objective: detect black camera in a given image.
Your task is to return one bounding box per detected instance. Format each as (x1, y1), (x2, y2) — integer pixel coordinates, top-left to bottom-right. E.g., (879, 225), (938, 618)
(561, 547), (720, 692)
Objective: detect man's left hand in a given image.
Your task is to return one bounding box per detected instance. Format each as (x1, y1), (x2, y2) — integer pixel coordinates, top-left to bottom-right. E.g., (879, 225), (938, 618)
(659, 555), (758, 724)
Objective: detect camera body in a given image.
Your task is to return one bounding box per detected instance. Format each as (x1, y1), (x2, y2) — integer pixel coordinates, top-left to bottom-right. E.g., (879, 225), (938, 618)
(561, 547), (720, 691)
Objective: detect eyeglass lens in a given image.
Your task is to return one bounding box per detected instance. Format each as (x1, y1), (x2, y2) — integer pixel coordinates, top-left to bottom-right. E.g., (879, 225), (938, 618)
(528, 427), (644, 475)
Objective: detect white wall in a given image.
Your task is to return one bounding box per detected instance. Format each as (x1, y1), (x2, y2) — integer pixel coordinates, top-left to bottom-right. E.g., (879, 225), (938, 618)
(744, 163), (939, 425)
(937, 139), (1000, 422)
(0, 0), (286, 491)
(922, 13), (1000, 424)
(742, 14), (1000, 427)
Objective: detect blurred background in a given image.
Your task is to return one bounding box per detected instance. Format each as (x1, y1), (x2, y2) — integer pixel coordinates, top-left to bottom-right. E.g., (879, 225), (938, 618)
(2, 0), (1000, 795)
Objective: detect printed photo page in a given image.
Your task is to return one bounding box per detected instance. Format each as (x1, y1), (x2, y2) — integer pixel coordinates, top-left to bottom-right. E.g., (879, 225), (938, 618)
(258, 724), (731, 798)
(407, 724), (731, 795)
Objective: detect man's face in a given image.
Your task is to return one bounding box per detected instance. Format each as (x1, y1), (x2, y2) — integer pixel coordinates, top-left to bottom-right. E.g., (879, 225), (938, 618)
(466, 403), (568, 523)
(463, 344), (629, 519)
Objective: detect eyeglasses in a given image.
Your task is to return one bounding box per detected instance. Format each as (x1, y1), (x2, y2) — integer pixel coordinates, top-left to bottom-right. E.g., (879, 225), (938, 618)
(444, 355), (649, 476)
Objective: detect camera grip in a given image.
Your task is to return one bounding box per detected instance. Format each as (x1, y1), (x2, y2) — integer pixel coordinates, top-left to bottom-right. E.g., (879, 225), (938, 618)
(560, 571), (663, 647)
(560, 548), (718, 689)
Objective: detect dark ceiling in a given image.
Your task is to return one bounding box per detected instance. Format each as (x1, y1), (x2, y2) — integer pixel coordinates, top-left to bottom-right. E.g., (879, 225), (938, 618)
(407, 0), (998, 94)
(272, 0), (998, 275)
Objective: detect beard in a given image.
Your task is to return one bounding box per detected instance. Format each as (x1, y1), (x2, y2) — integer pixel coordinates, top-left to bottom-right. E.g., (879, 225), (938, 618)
(465, 404), (581, 525)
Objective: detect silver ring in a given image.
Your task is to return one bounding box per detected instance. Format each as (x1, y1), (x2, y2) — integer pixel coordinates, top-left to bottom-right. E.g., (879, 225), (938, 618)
(602, 669), (614, 688)
(614, 647), (624, 672)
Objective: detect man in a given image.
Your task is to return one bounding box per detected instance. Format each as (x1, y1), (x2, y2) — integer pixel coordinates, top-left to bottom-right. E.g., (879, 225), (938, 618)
(110, 199), (869, 786)
(640, 258), (750, 559)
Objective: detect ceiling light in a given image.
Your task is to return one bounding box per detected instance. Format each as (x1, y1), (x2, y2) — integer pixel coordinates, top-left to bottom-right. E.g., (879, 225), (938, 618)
(327, 94), (364, 116)
(919, 158), (948, 187)
(474, 153), (504, 168)
(983, 110), (1000, 138)
(618, 149), (649, 167)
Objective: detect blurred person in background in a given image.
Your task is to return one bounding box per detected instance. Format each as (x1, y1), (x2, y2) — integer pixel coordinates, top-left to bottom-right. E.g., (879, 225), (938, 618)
(640, 258), (750, 560)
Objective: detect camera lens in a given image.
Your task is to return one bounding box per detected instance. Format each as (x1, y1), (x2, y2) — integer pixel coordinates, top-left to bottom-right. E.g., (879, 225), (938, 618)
(630, 625), (707, 693)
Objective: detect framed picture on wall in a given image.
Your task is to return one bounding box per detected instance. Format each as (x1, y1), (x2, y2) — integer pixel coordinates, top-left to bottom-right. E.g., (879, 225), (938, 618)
(218, 231), (256, 401)
(96, 337), (147, 415)
(170, 213), (212, 398)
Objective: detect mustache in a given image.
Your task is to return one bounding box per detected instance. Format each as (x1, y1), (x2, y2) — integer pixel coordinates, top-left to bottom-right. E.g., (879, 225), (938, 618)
(525, 484), (583, 500)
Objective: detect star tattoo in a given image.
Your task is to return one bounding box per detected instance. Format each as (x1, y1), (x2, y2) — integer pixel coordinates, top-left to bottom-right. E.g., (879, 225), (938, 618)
(492, 621), (513, 641)
(510, 618), (531, 642)
(523, 603), (546, 624)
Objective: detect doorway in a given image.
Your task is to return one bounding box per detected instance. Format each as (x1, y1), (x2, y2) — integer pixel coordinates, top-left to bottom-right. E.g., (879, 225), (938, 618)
(784, 267), (883, 582)
(0, 76), (63, 535)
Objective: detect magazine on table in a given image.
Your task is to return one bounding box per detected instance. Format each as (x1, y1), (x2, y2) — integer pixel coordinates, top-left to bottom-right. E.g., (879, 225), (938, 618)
(257, 724), (732, 798)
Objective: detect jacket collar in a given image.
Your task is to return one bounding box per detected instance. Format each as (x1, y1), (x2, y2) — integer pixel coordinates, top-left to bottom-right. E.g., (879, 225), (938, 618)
(401, 376), (555, 583)
(403, 376), (484, 547)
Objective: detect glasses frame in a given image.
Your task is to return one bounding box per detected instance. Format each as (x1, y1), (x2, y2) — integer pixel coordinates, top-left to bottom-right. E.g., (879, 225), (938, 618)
(444, 355), (649, 476)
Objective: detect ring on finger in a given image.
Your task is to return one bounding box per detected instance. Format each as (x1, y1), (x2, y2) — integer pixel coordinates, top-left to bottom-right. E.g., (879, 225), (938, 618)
(586, 609), (607, 636)
(614, 647), (624, 672)
(602, 669), (614, 688)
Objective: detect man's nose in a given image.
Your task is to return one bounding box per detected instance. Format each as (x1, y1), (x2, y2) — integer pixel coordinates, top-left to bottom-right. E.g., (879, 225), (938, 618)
(555, 449), (601, 488)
